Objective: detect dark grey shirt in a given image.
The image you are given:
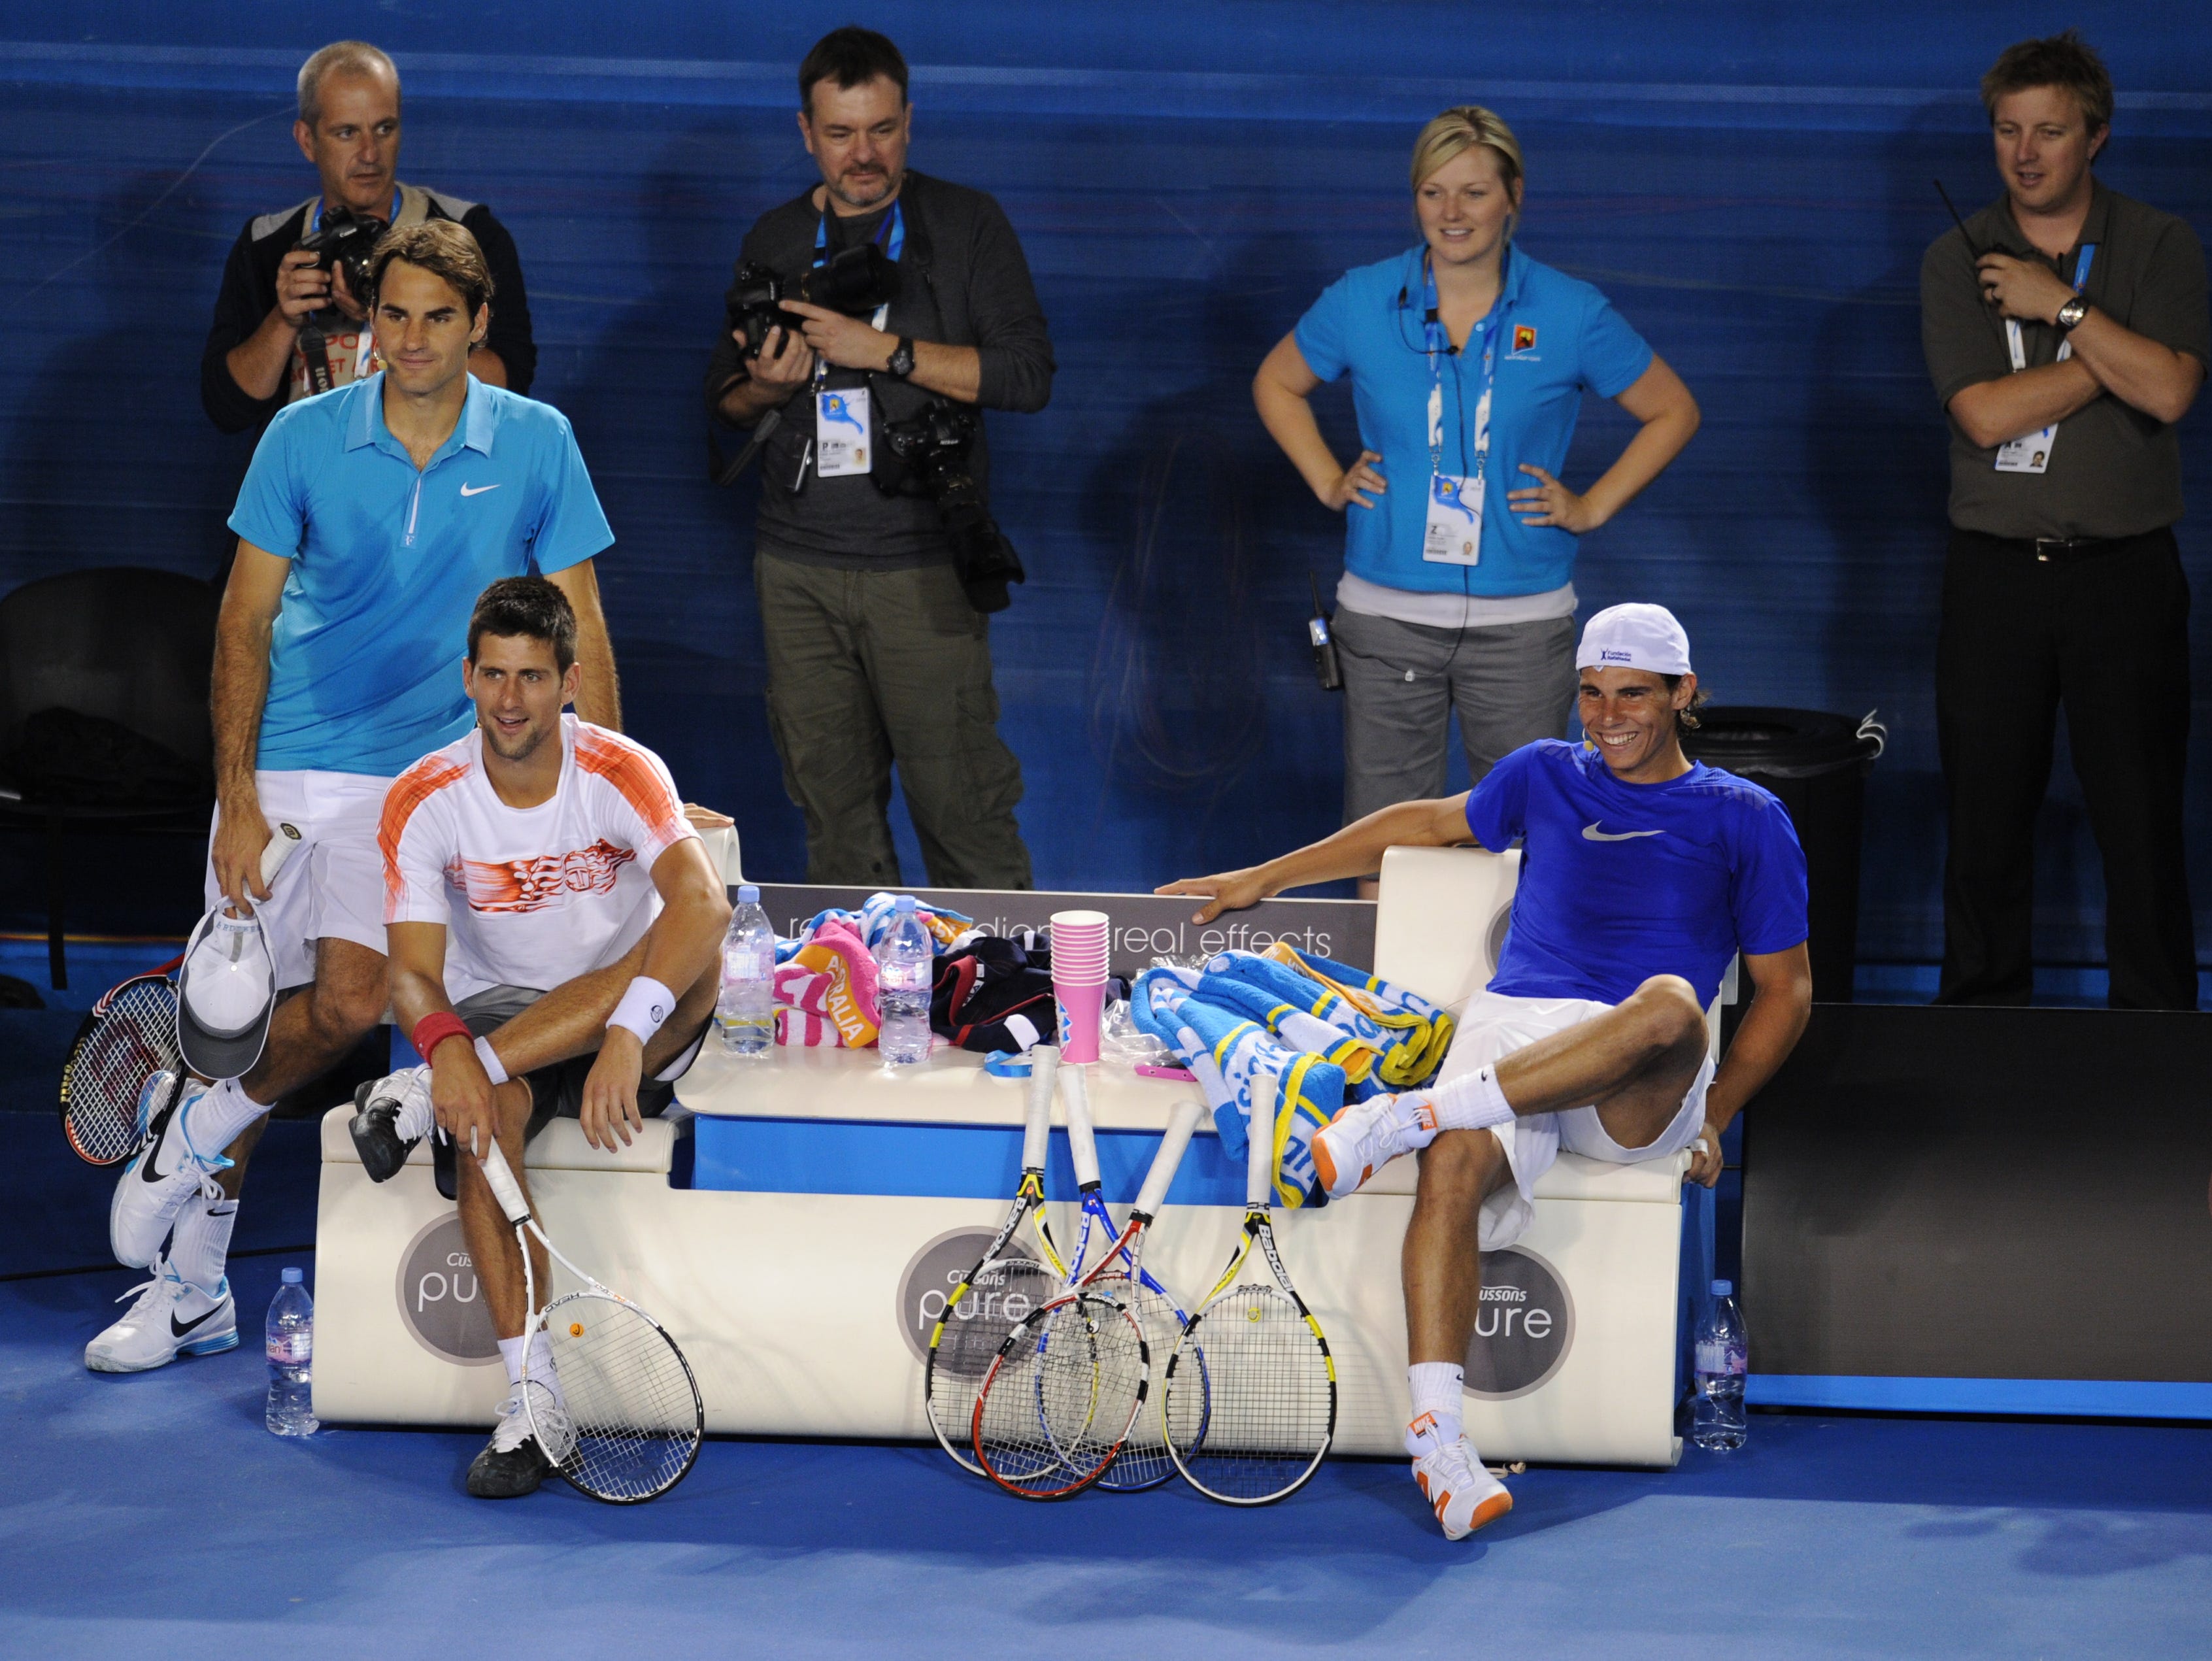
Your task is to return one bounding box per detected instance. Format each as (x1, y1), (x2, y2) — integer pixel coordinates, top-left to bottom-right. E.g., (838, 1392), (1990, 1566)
(1921, 181), (2209, 541)
(706, 171), (1054, 569)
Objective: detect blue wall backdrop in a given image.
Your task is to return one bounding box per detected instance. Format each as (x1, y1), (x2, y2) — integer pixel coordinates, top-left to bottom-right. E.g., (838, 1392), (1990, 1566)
(2, 3), (2208, 971)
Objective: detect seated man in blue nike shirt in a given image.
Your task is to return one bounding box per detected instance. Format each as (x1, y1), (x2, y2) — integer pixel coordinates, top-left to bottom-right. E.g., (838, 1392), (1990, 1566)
(1159, 601), (1811, 1541)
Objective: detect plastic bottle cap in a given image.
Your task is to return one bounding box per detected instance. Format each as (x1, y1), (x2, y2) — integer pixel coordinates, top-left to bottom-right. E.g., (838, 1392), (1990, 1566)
(281, 1267), (304, 1285)
(1711, 1279), (1732, 1296)
(895, 894), (918, 913)
(739, 884), (760, 904)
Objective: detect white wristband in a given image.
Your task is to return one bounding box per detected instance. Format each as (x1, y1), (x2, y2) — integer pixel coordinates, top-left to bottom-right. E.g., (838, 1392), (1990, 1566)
(607, 976), (677, 1045)
(473, 1035), (510, 1086)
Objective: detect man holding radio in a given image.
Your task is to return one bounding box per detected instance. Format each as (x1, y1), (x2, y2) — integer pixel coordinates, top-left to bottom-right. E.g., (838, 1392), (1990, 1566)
(706, 25), (1054, 892)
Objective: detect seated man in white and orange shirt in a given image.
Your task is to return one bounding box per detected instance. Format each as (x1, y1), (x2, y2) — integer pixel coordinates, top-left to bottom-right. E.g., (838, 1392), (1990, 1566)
(360, 575), (730, 1498)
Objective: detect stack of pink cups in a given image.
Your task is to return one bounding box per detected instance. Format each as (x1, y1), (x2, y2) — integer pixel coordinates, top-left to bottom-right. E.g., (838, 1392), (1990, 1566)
(1049, 909), (1111, 1064)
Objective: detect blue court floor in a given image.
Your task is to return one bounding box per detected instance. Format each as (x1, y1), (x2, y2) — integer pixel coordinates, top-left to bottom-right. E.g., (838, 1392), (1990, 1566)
(6, 1252), (2209, 1660)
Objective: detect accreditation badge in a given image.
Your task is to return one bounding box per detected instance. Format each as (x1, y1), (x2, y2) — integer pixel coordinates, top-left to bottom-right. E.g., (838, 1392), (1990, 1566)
(1422, 473), (1484, 565)
(815, 386), (871, 477)
(1993, 424), (2055, 475)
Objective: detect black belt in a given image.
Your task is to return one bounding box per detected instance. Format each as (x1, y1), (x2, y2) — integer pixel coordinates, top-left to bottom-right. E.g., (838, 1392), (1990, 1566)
(1962, 528), (2161, 564)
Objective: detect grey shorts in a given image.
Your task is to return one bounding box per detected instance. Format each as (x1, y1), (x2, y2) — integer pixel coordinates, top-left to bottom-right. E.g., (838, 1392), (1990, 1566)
(1333, 609), (1575, 824)
(454, 984), (686, 1141)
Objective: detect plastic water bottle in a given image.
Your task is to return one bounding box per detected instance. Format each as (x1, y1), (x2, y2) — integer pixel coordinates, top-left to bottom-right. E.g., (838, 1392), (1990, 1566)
(717, 883), (777, 1057)
(875, 894), (935, 1066)
(265, 1267), (318, 1437)
(1691, 1278), (1748, 1451)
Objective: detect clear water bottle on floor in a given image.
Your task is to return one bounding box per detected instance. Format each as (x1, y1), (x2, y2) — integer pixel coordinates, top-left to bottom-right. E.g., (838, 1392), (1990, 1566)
(1691, 1278), (1748, 1451)
(265, 1267), (318, 1437)
(717, 883), (777, 1056)
(875, 894), (935, 1066)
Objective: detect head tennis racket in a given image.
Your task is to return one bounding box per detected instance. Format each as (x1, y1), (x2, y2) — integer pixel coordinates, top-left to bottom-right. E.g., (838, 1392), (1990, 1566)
(478, 1141), (703, 1503)
(1164, 1092), (1337, 1503)
(1073, 1094), (1205, 1492)
(58, 960), (184, 1165)
(925, 1045), (1070, 1474)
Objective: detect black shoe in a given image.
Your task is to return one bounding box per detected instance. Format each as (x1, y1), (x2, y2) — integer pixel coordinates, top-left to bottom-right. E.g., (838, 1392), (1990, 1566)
(467, 1430), (551, 1498)
(348, 1069), (429, 1184)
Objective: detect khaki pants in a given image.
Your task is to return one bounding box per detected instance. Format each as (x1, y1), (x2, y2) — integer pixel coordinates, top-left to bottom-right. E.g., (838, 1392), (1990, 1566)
(756, 550), (1032, 889)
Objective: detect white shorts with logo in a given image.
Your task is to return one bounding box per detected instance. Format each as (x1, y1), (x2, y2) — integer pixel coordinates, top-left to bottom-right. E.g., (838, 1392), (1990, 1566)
(203, 770), (394, 992)
(1436, 988), (1715, 1252)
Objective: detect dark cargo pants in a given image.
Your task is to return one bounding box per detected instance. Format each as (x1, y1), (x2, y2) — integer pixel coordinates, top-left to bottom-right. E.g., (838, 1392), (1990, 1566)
(756, 550), (1032, 890)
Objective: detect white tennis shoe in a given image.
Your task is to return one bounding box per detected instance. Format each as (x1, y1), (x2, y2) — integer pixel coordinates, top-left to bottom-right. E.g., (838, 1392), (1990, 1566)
(110, 1080), (231, 1269)
(1411, 1435), (1513, 1540)
(84, 1258), (237, 1373)
(1310, 1089), (1441, 1198)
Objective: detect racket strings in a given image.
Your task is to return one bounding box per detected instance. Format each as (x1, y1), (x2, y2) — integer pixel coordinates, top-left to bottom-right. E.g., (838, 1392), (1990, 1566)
(925, 1253), (1060, 1473)
(1165, 1281), (1333, 1503)
(1088, 1269), (1189, 1491)
(541, 1294), (701, 1502)
(973, 1294), (1146, 1498)
(63, 980), (180, 1164)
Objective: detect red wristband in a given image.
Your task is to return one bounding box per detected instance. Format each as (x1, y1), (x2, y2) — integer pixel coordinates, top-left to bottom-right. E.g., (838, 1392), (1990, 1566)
(412, 1011), (473, 1062)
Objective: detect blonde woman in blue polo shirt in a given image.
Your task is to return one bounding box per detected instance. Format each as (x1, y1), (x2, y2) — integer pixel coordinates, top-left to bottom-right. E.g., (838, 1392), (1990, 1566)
(1256, 106), (1700, 873)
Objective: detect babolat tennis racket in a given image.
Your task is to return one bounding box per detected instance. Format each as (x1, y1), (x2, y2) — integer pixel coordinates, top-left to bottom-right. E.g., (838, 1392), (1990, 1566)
(58, 961), (184, 1165)
(1075, 1094), (1206, 1492)
(925, 1045), (1070, 1474)
(1164, 1092), (1337, 1503)
(971, 1278), (1147, 1501)
(56, 826), (301, 1166)
(478, 1141), (703, 1503)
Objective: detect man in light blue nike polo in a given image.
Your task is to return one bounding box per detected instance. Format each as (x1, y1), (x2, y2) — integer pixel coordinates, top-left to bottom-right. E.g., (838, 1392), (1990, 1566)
(94, 220), (620, 1376)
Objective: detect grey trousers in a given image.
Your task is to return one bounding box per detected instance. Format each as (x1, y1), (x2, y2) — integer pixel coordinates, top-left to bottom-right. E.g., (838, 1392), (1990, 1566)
(1332, 608), (1577, 822)
(755, 550), (1032, 890)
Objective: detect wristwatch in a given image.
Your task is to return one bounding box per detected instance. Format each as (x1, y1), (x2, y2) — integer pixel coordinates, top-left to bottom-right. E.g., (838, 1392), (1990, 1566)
(884, 335), (916, 378)
(2054, 295), (2089, 333)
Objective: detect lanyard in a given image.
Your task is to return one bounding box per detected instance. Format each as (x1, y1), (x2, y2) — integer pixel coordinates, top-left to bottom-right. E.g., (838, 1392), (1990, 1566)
(2006, 243), (2095, 373)
(312, 188), (402, 232)
(1421, 250), (1505, 480)
(812, 199), (905, 389)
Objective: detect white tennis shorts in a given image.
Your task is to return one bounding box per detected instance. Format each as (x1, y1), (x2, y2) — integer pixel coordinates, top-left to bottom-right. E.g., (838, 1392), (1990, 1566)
(203, 769), (394, 992)
(1436, 988), (1715, 1251)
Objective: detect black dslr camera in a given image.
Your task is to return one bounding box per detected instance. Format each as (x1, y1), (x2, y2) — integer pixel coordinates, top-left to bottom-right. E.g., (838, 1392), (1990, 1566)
(875, 401), (1026, 613)
(296, 207), (388, 309)
(725, 243), (902, 358)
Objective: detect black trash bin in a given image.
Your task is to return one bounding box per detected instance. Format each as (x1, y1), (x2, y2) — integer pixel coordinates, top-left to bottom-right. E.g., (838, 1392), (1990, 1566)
(1679, 707), (1884, 1003)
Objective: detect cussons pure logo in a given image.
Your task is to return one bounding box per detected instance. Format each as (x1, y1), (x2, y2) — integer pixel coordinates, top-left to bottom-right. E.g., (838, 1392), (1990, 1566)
(394, 1213), (499, 1366)
(896, 1226), (1057, 1375)
(1464, 1245), (1575, 1400)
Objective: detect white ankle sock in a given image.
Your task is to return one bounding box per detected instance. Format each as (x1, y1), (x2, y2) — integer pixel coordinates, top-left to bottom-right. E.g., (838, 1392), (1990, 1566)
(1432, 1064), (1516, 1134)
(1406, 1361), (1466, 1456)
(169, 1195), (238, 1295)
(498, 1335), (528, 1388)
(497, 1332), (567, 1409)
(186, 1077), (271, 1154)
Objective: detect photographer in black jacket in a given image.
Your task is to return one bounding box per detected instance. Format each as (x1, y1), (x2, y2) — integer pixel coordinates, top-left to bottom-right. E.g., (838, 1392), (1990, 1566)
(707, 26), (1054, 890)
(201, 40), (534, 435)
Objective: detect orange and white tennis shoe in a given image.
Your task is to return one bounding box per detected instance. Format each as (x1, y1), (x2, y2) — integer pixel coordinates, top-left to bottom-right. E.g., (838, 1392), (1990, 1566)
(1310, 1090), (1440, 1198)
(1412, 1435), (1513, 1541)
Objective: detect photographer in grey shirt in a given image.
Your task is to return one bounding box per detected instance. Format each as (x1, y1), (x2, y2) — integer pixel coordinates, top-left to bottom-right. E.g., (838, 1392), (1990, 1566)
(707, 27), (1053, 890)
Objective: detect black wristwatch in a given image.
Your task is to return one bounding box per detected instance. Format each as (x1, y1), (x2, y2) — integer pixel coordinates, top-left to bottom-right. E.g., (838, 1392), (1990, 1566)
(884, 335), (916, 379)
(2055, 295), (2089, 333)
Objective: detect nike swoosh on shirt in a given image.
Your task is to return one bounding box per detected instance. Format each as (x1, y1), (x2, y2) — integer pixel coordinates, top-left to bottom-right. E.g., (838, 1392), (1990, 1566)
(459, 483), (501, 497)
(171, 1305), (221, 1339)
(1582, 822), (1664, 842)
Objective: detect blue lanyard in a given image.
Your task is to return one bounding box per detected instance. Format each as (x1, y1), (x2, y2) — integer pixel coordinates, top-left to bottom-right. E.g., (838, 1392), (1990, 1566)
(2070, 243), (2096, 292)
(813, 199), (906, 268)
(1421, 248), (1506, 480)
(312, 188), (401, 232)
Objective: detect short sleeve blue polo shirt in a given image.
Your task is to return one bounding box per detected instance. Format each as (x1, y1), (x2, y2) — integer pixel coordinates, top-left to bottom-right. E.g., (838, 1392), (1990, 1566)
(229, 373), (614, 777)
(1294, 245), (1653, 597)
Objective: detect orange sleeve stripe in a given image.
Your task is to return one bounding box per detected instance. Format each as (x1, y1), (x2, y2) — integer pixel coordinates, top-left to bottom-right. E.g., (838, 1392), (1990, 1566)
(575, 728), (685, 843)
(377, 756), (469, 913)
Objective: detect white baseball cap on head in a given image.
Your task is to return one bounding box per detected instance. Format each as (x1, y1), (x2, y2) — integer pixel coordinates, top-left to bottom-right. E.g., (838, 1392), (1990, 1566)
(1575, 603), (1692, 677)
(176, 907), (278, 1081)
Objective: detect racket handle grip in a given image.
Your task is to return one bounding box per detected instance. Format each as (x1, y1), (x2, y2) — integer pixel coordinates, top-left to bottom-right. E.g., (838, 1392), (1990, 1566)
(1132, 1098), (1203, 1220)
(260, 822), (303, 887)
(1061, 1061), (1101, 1190)
(1247, 1092), (1276, 1210)
(1021, 1045), (1059, 1172)
(479, 1139), (532, 1226)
